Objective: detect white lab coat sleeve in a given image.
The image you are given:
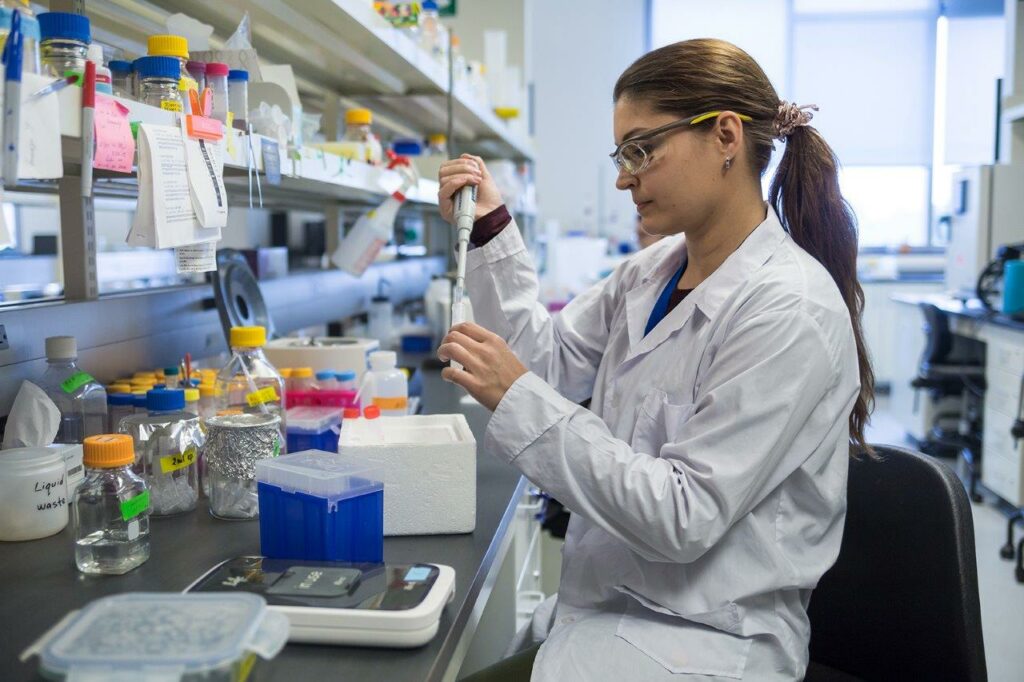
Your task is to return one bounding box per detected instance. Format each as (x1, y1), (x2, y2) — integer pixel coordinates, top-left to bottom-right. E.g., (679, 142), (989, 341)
(484, 309), (849, 564)
(464, 219), (621, 403)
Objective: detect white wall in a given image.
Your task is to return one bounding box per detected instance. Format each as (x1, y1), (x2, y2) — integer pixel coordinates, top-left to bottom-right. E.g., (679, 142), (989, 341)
(530, 0), (648, 239)
(944, 16), (1005, 165)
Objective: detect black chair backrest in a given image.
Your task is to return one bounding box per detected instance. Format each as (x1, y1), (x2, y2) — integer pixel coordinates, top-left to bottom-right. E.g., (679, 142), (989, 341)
(807, 445), (987, 682)
(920, 302), (953, 365)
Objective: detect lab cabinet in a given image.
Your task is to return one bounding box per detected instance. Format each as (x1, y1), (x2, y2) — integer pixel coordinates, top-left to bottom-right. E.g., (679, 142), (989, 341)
(861, 280), (945, 390)
(981, 331), (1024, 506)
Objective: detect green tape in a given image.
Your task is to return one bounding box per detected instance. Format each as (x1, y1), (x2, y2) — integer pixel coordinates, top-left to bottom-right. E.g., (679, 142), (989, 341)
(273, 439), (281, 458)
(130, 121), (141, 140)
(120, 490), (150, 521)
(60, 371), (94, 394)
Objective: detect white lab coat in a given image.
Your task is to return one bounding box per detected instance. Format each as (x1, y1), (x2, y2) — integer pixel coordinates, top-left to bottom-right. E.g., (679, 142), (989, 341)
(464, 206), (861, 680)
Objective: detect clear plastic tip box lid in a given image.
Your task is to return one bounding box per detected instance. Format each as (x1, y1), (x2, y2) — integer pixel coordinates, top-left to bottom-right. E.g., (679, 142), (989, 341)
(34, 592), (290, 681)
(256, 450), (382, 501)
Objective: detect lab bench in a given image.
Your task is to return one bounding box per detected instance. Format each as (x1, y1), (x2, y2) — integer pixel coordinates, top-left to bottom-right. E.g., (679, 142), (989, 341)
(0, 369), (529, 682)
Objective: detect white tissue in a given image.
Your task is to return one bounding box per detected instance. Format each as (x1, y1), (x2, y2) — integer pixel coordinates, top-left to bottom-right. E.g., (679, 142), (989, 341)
(2, 381), (60, 449)
(165, 13), (214, 52)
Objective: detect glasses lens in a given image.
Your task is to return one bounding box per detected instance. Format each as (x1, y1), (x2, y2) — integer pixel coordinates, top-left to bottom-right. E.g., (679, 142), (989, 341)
(617, 143), (648, 174)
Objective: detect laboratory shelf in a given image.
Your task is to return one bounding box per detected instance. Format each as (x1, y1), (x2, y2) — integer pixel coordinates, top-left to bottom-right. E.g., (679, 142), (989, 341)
(50, 85), (439, 208)
(89, 0), (534, 161)
(1002, 96), (1024, 124)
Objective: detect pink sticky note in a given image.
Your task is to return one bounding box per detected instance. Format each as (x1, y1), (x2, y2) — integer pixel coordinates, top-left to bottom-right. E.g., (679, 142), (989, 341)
(92, 94), (135, 173)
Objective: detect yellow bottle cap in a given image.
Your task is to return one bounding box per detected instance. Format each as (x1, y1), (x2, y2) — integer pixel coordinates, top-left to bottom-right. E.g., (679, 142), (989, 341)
(279, 368), (293, 379)
(83, 434), (135, 468)
(293, 367), (314, 379)
(108, 383), (132, 394)
(132, 390), (148, 396)
(147, 35), (189, 60)
(230, 326), (267, 347)
(133, 372), (157, 380)
(183, 388), (200, 402)
(345, 108), (373, 126)
(493, 107), (520, 120)
(199, 385), (220, 398)
(428, 133), (447, 145)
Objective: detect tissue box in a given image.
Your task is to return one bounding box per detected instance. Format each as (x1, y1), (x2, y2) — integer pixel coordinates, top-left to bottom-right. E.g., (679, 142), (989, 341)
(256, 451), (383, 563)
(338, 414), (476, 535)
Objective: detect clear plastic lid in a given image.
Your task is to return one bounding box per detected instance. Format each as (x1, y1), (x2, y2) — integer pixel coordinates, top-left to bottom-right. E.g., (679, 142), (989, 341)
(256, 450), (381, 501)
(285, 406), (342, 434)
(37, 592), (289, 680)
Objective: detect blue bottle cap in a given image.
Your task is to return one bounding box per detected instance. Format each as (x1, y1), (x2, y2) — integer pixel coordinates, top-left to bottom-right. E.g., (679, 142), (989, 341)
(108, 59), (132, 74)
(315, 371), (335, 381)
(422, 0), (439, 10)
(132, 394), (148, 408)
(392, 139), (423, 156)
(107, 393), (134, 406)
(164, 366), (180, 376)
(134, 55), (180, 80)
(38, 12), (90, 44)
(336, 370), (357, 381)
(147, 388), (185, 412)
(227, 69), (249, 81)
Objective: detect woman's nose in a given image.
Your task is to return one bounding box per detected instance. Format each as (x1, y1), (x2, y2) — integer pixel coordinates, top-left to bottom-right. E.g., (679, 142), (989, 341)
(615, 167), (637, 191)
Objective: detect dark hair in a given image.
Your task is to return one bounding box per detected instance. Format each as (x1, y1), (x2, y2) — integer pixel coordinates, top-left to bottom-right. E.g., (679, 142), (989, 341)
(613, 38), (874, 454)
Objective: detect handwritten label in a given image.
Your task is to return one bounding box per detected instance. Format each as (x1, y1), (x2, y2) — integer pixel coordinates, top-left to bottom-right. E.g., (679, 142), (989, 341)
(245, 386), (279, 407)
(92, 95), (135, 173)
(120, 490), (150, 521)
(34, 472), (67, 511)
(372, 396), (408, 411)
(61, 371), (95, 394)
(160, 99), (183, 112)
(159, 446), (197, 474)
(261, 138), (282, 185)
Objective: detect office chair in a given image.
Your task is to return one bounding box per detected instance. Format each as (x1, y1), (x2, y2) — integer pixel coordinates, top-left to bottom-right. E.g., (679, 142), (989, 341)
(805, 445), (987, 682)
(910, 303), (986, 501)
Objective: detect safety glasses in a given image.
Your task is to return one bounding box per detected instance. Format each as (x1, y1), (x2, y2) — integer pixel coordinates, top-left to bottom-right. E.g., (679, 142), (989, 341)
(609, 111), (754, 175)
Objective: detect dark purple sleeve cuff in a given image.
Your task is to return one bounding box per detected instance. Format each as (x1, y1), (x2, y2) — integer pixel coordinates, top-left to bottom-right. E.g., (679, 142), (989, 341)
(470, 205), (512, 247)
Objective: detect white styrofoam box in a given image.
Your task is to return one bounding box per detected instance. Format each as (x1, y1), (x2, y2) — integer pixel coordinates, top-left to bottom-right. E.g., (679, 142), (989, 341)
(265, 337), (379, 383)
(338, 414), (476, 535)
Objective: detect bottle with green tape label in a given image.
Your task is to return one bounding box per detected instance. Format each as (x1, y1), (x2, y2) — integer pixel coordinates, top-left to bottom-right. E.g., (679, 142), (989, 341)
(39, 337), (109, 443)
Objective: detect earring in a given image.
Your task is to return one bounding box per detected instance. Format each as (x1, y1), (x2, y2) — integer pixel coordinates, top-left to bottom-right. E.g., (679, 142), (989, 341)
(724, 157), (733, 171)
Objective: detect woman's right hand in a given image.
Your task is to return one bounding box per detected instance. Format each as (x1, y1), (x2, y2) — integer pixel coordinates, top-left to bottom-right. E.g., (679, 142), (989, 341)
(438, 154), (504, 224)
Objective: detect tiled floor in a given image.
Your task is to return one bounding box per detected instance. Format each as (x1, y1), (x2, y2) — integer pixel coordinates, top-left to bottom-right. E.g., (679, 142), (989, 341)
(868, 400), (1024, 682)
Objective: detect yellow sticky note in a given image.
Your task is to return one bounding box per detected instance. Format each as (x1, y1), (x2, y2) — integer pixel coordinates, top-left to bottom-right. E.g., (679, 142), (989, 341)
(159, 446), (197, 474)
(226, 112), (237, 158)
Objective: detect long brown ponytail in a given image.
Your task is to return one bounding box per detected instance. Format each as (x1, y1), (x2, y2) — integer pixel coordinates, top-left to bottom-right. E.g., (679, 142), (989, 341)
(614, 38), (875, 454)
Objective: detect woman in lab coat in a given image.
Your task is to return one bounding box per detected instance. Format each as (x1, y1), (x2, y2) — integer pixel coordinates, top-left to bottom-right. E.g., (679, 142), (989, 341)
(437, 38), (872, 681)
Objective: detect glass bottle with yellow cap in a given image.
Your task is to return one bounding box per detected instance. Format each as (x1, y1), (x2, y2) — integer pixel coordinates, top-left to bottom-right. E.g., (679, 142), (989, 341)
(343, 108), (383, 165)
(215, 326), (287, 451)
(72, 434), (150, 575)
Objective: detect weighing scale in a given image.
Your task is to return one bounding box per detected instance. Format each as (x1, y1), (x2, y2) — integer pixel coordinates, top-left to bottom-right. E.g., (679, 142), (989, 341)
(186, 556), (455, 647)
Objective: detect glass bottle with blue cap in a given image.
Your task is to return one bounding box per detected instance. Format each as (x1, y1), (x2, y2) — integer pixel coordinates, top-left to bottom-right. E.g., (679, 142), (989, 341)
(135, 55), (182, 112)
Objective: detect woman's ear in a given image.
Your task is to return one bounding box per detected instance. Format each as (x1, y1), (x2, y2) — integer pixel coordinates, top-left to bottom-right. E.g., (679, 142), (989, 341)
(715, 111), (745, 161)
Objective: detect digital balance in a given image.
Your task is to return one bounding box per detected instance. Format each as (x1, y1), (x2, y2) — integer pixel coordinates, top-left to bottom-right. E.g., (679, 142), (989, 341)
(187, 556), (455, 647)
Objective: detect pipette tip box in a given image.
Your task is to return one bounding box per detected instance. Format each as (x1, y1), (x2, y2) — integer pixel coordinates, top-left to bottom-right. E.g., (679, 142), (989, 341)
(256, 450), (383, 563)
(286, 406), (342, 453)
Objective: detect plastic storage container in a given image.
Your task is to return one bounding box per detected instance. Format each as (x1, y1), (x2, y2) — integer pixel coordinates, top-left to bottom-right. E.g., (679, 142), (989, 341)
(109, 59), (132, 98)
(0, 446), (69, 541)
(86, 43), (111, 95)
(186, 59), (206, 91)
(342, 108), (382, 164)
(38, 336), (108, 444)
(316, 370), (339, 391)
(365, 350), (408, 416)
(106, 393), (134, 432)
(38, 11), (89, 78)
(72, 435), (150, 575)
(216, 325), (287, 450)
(228, 68), (249, 130)
(256, 450), (383, 562)
(118, 389), (203, 516)
(286, 406), (342, 453)
(0, 2), (41, 76)
(30, 592), (289, 681)
(206, 61), (229, 124)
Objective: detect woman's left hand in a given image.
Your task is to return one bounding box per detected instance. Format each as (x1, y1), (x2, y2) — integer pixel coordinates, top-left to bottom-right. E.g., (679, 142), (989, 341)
(438, 322), (528, 411)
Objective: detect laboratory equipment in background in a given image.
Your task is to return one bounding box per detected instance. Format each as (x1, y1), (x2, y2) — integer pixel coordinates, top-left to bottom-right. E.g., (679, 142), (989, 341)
(72, 435), (150, 575)
(206, 61), (229, 124)
(27, 593), (289, 679)
(106, 392), (133, 432)
(216, 325), (287, 449)
(118, 388), (203, 516)
(136, 55), (182, 112)
(338, 413), (476, 535)
(37, 11), (89, 78)
(203, 412), (282, 520)
(336, 371), (357, 391)
(1, 1), (40, 75)
(38, 336), (108, 444)
(0, 446), (70, 541)
(363, 351), (408, 417)
(330, 107), (382, 164)
(286, 406), (342, 453)
(256, 450), (383, 563)
(291, 366), (317, 392)
(316, 371), (339, 391)
(211, 249), (379, 385)
(975, 242), (1024, 315)
(945, 165), (1024, 298)
(425, 276), (452, 344)
(418, 0), (448, 63)
(86, 44), (110, 95)
(188, 556), (455, 647)
(368, 286), (395, 347)
(197, 384), (218, 420)
(228, 68), (248, 130)
(109, 59), (131, 97)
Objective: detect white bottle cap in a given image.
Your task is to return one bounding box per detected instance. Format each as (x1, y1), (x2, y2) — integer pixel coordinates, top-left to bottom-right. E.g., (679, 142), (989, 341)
(87, 43), (104, 66)
(369, 350), (397, 370)
(45, 336), (77, 360)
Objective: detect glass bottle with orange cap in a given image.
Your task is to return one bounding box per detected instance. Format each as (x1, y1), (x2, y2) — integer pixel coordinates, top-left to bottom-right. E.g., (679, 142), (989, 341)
(72, 434), (150, 575)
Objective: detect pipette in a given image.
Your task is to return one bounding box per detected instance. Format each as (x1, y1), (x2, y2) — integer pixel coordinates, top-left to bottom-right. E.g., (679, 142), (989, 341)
(450, 184), (477, 371)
